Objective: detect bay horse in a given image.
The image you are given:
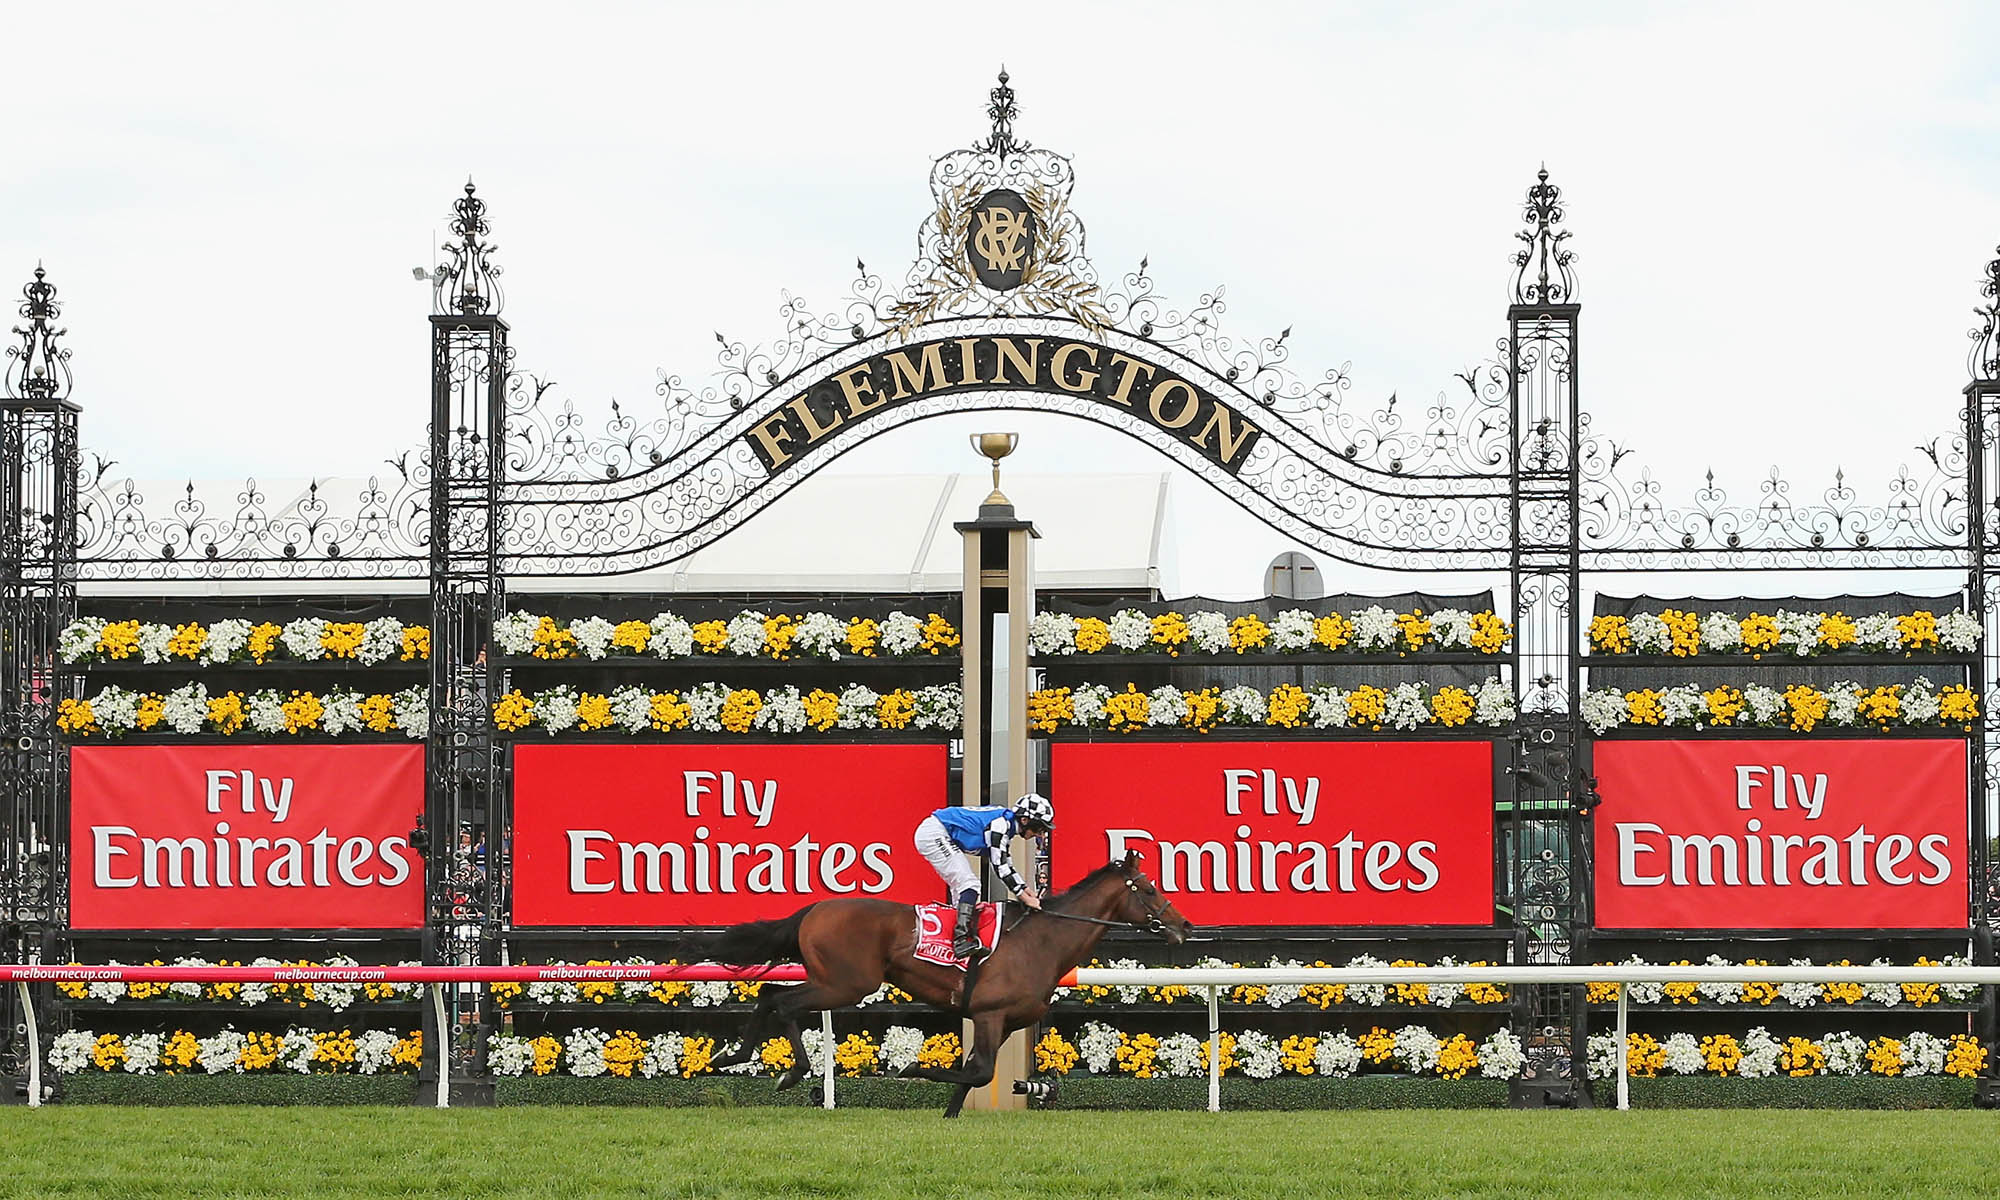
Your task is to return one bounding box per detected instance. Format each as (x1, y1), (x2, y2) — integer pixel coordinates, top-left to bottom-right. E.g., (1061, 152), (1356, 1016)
(692, 850), (1192, 1117)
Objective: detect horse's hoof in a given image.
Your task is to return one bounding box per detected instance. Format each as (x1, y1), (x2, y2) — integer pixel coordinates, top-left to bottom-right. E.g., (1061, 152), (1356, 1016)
(774, 1067), (805, 1092)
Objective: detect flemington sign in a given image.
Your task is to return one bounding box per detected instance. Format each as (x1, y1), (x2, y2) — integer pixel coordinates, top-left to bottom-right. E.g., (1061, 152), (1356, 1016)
(739, 334), (1265, 477)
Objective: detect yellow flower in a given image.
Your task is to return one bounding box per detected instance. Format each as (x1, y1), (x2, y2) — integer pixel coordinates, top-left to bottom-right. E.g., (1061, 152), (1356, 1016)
(313, 1031), (358, 1067)
(1104, 684), (1150, 732)
(321, 622), (367, 659)
(649, 692), (690, 732)
(401, 626), (431, 661)
(611, 621), (652, 654)
(531, 617), (577, 660)
(803, 689), (841, 732)
(1116, 1032), (1161, 1078)
(1074, 617), (1112, 654)
(603, 1031), (647, 1078)
(1780, 1037), (1825, 1077)
(1228, 614), (1270, 652)
(1817, 612), (1857, 651)
(918, 1033), (963, 1070)
(489, 982), (523, 1008)
(1703, 686), (1743, 726)
(720, 688), (763, 733)
(1151, 612), (1191, 654)
(575, 692), (613, 732)
(1661, 961), (1698, 1005)
(492, 690), (535, 732)
(1626, 689), (1665, 726)
(91, 1034), (127, 1071)
(162, 1031), (201, 1072)
(1945, 1035), (1989, 1078)
(1463, 968), (1508, 1006)
(98, 620), (142, 660)
(1430, 686), (1475, 727)
(206, 692), (246, 735)
(530, 1036), (562, 1076)
(1345, 685), (1387, 729)
(845, 618), (879, 657)
(1588, 615), (1632, 654)
(650, 976), (690, 1006)
(57, 697), (98, 736)
(1390, 959), (1429, 1006)
(1857, 685), (1900, 726)
(239, 1032), (283, 1071)
(1300, 965), (1346, 1010)
(1897, 611), (1939, 652)
(1231, 982), (1269, 1005)
(1740, 613), (1780, 654)
(166, 623), (208, 660)
(1700, 1034), (1743, 1074)
(391, 1032), (424, 1069)
(763, 614), (798, 659)
(281, 691), (324, 733)
(732, 979), (763, 1003)
(1941, 685), (1981, 726)
(1625, 1033), (1665, 1078)
(1395, 611), (1432, 652)
(1469, 612), (1511, 654)
(132, 694), (165, 731)
(1435, 1034), (1479, 1079)
(1662, 609), (1700, 657)
(1035, 1029), (1078, 1075)
(877, 690), (916, 729)
(920, 613), (960, 653)
(1266, 684), (1309, 728)
(360, 694), (397, 733)
(1313, 613), (1353, 651)
(1783, 685), (1829, 733)
(1867, 1037), (1904, 1076)
(1903, 958), (1943, 1006)
(759, 1038), (795, 1074)
(1358, 1027), (1396, 1064)
(1182, 688), (1221, 733)
(834, 1032), (879, 1077)
(248, 622), (282, 664)
(1585, 977), (1621, 1004)
(1279, 1035), (1318, 1076)
(691, 621), (729, 654)
(1026, 687), (1073, 733)
(1739, 960), (1778, 1006)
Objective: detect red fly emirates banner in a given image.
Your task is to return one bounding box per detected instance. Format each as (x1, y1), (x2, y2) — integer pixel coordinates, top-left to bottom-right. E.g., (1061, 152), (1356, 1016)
(511, 743), (946, 925)
(1594, 739), (1969, 930)
(1051, 741), (1494, 926)
(70, 745), (424, 930)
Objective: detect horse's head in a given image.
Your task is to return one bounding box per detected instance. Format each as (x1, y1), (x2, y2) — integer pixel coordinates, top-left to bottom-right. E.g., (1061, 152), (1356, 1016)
(1110, 850), (1194, 945)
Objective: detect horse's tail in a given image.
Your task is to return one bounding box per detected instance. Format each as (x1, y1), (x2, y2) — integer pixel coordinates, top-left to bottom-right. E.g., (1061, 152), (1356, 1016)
(686, 904), (815, 966)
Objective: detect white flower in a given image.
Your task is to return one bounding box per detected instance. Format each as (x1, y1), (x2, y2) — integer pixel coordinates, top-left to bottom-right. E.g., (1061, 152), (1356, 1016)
(1477, 1029), (1525, 1080)
(1660, 685), (1706, 726)
(1825, 684), (1862, 726)
(1430, 609), (1476, 650)
(1585, 1032), (1619, 1080)
(1778, 960), (1820, 1008)
(92, 685), (142, 735)
(359, 617), (404, 665)
(641, 1033), (684, 1078)
(48, 1030), (95, 1074)
(1902, 676), (1940, 724)
(1905, 1031), (1947, 1076)
(493, 612), (540, 657)
(1394, 1025), (1441, 1074)
(137, 623), (174, 664)
(1107, 609), (1151, 652)
(1772, 609), (1817, 654)
(1157, 1032), (1206, 1077)
(1187, 611), (1230, 654)
(755, 686), (808, 733)
(880, 612), (925, 657)
(1352, 606), (1398, 650)
(1580, 688), (1629, 734)
(1628, 612), (1670, 655)
(1218, 686), (1265, 724)
(1078, 1022), (1120, 1074)
(1856, 613), (1901, 650)
(320, 689), (365, 736)
(610, 686), (653, 733)
(1262, 959), (1303, 1008)
(1661, 1033), (1703, 1075)
(199, 1029), (249, 1074)
(280, 1031), (317, 1074)
(162, 682), (209, 734)
(880, 1025), (926, 1073)
(1314, 1032), (1363, 1077)
(685, 683), (729, 732)
(794, 612), (845, 659)
(1699, 612), (1741, 652)
(1384, 682), (1429, 730)
(58, 618), (105, 664)
(836, 684), (880, 729)
(648, 613), (694, 658)
(355, 1030), (401, 1074)
(690, 981), (732, 1007)
(1270, 610), (1316, 651)
(122, 1032), (163, 1075)
(1939, 955), (1978, 1002)
(1070, 684), (1111, 727)
(1237, 1030), (1283, 1079)
(913, 684), (962, 730)
(1029, 611), (1078, 656)
(1697, 955), (1744, 1005)
(1344, 955), (1387, 1007)
(535, 687), (581, 735)
(1309, 685), (1349, 727)
(572, 616), (618, 660)
(725, 611), (769, 657)
(1743, 684), (1785, 724)
(1939, 610), (1981, 652)
(1737, 1027), (1781, 1078)
(394, 685), (428, 739)
(1822, 1032), (1868, 1076)
(564, 1028), (609, 1078)
(1474, 677), (1517, 725)
(1146, 686), (1188, 727)
(281, 618), (328, 661)
(488, 1034), (534, 1077)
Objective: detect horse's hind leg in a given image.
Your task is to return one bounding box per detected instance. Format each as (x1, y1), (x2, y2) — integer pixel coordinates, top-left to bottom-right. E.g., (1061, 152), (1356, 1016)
(768, 981), (871, 1091)
(943, 1082), (974, 1119)
(710, 991), (779, 1071)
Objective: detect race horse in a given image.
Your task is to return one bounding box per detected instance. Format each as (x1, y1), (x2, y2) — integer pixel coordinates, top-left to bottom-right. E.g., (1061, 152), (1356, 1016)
(693, 851), (1193, 1117)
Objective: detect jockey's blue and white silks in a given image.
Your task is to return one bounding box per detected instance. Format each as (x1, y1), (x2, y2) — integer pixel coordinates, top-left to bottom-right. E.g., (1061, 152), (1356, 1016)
(919, 805), (1032, 899)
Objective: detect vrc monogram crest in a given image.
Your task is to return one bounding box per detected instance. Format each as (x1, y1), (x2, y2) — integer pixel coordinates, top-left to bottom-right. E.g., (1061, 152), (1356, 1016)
(964, 188), (1035, 291)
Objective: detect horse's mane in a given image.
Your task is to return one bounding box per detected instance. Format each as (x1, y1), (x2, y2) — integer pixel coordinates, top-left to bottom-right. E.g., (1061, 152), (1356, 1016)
(1046, 859), (1130, 908)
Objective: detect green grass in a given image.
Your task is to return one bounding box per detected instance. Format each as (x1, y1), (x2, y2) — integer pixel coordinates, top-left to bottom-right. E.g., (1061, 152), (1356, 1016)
(2, 1108), (1996, 1198)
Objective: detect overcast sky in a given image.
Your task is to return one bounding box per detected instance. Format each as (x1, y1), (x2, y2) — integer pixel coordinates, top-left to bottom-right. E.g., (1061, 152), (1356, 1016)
(7, 2), (1999, 597)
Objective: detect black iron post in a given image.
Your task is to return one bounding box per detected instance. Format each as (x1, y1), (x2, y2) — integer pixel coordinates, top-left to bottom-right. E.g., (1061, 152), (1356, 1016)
(423, 183), (508, 1105)
(0, 267), (79, 1103)
(1967, 245), (2000, 1106)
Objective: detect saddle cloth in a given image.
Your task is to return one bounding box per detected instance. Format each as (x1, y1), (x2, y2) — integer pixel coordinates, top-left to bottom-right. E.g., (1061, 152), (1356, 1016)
(912, 902), (1002, 969)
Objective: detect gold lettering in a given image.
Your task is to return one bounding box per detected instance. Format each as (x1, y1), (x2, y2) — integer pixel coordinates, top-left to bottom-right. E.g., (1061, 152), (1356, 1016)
(952, 339), (984, 386)
(884, 344), (950, 401)
(835, 364), (886, 418)
(1147, 379), (1202, 430)
(990, 338), (1044, 386)
(747, 412), (797, 470)
(1050, 342), (1100, 394)
(787, 394), (845, 442)
(1193, 403), (1258, 466)
(1102, 353), (1157, 407)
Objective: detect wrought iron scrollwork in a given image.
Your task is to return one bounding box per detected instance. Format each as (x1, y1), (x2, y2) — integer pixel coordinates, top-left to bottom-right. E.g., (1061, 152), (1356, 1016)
(5, 266), (72, 404)
(1972, 245), (2000, 383)
(434, 180), (503, 318)
(1512, 168), (1576, 307)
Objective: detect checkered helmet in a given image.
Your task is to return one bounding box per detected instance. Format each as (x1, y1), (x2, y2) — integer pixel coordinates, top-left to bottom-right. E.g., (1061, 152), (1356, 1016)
(1013, 792), (1054, 832)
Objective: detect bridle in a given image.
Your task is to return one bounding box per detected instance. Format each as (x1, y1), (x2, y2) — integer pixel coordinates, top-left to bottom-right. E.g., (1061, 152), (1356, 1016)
(1012, 873), (1174, 937)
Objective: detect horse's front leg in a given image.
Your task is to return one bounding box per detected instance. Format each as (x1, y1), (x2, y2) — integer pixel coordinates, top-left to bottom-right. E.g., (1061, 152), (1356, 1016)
(709, 990), (779, 1071)
(770, 981), (872, 1091)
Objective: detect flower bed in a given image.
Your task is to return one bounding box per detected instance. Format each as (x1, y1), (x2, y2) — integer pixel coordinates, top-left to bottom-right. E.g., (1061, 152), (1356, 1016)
(494, 610), (959, 661)
(53, 957), (422, 1010)
(485, 1026), (960, 1079)
(1588, 1028), (1988, 1081)
(1059, 956), (1511, 1009)
(48, 1027), (422, 1076)
(1038, 1024), (1523, 1081)
(57, 684), (428, 739)
(1028, 679), (1515, 734)
(1585, 955), (1979, 1009)
(1030, 606), (1509, 657)
(491, 683), (960, 736)
(59, 617), (429, 666)
(1586, 608), (1977, 657)
(1580, 679), (1978, 734)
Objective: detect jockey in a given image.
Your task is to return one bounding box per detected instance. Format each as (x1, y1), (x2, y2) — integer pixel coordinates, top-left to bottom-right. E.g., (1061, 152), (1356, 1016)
(914, 793), (1054, 959)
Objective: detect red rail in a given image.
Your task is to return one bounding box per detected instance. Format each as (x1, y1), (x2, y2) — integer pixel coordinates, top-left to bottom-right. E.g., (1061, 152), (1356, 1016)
(0, 963), (806, 984)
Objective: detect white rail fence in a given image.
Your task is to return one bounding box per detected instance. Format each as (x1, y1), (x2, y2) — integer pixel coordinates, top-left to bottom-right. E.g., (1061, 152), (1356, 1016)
(9, 963), (1998, 1112)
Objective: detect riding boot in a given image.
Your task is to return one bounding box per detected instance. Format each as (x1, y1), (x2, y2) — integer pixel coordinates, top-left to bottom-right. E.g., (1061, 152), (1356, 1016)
(952, 900), (982, 960)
